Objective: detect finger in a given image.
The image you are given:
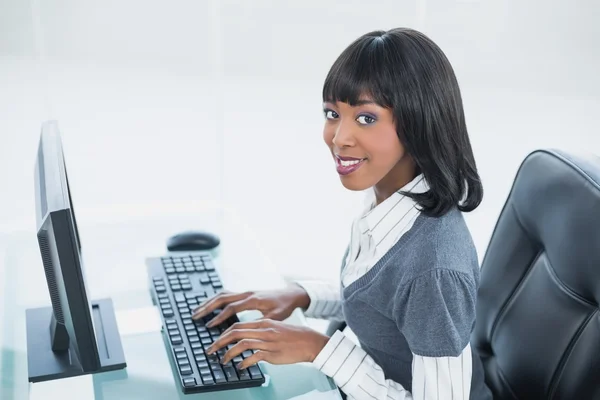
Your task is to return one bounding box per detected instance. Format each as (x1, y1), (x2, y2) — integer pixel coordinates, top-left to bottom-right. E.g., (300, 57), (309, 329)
(221, 339), (272, 365)
(206, 297), (257, 328)
(238, 350), (269, 370)
(206, 328), (272, 354)
(221, 319), (271, 336)
(192, 292), (250, 320)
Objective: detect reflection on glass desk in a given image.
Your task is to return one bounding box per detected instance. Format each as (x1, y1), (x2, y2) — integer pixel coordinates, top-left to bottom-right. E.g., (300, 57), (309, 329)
(0, 210), (342, 399)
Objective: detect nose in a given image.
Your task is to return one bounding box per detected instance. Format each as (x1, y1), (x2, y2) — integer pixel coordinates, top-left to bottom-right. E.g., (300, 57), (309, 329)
(331, 121), (356, 148)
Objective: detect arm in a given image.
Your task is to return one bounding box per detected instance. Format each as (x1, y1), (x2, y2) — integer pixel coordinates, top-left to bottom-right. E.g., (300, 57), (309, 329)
(295, 281), (345, 321)
(313, 331), (472, 400)
(395, 269), (478, 399)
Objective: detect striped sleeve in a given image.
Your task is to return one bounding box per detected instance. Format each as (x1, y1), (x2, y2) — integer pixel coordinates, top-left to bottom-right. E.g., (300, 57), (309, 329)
(313, 331), (472, 400)
(295, 281), (344, 321)
(411, 345), (473, 400)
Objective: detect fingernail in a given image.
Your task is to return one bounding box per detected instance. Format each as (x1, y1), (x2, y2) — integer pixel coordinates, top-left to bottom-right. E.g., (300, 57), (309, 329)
(205, 348), (214, 355)
(206, 320), (215, 328)
(236, 362), (244, 370)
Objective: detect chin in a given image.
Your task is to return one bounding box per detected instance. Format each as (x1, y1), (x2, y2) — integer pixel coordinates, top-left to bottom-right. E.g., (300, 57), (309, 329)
(339, 175), (372, 191)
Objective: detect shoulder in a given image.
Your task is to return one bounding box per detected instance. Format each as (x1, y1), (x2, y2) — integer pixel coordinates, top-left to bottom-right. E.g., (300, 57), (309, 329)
(394, 268), (477, 357)
(396, 207), (479, 281)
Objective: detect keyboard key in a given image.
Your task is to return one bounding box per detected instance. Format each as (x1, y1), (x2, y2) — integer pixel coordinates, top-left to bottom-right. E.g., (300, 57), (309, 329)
(212, 281), (223, 289)
(173, 346), (186, 354)
(165, 267), (175, 274)
(181, 312), (192, 320)
(216, 349), (227, 359)
(171, 284), (182, 291)
(193, 349), (204, 356)
(199, 367), (211, 376)
(177, 358), (190, 367)
(173, 293), (185, 302)
(189, 336), (200, 343)
(175, 267), (185, 273)
(191, 342), (203, 350)
(199, 273), (210, 284)
(237, 368), (251, 381)
(201, 373), (215, 385)
(242, 351), (253, 358)
(223, 364), (239, 381)
(233, 356), (243, 363)
(205, 262), (216, 271)
(185, 266), (195, 273)
(185, 293), (197, 299)
(163, 309), (174, 317)
(212, 368), (227, 383)
(248, 365), (262, 379)
(197, 358), (208, 367)
(202, 338), (212, 346)
(176, 353), (187, 361)
(158, 293), (168, 299)
(155, 285), (166, 293)
(159, 298), (170, 305)
(182, 377), (196, 388)
(182, 283), (193, 291)
(195, 265), (205, 272)
(179, 365), (193, 375)
(171, 335), (183, 345)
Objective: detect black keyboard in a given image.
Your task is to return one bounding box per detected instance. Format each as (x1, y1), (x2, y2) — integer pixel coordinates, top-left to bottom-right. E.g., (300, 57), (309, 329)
(147, 253), (265, 394)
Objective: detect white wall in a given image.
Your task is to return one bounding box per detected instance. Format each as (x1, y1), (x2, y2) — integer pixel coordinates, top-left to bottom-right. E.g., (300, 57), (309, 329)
(1, 0), (599, 283)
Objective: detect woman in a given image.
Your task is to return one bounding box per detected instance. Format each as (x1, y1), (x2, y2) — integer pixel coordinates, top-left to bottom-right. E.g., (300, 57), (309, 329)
(193, 28), (492, 400)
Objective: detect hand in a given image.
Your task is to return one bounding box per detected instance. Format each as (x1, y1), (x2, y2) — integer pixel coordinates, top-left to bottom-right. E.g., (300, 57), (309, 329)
(192, 285), (310, 327)
(206, 319), (330, 369)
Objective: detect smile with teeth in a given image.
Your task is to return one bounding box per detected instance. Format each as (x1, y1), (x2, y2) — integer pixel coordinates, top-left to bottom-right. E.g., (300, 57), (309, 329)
(335, 155), (367, 176)
(339, 159), (363, 166)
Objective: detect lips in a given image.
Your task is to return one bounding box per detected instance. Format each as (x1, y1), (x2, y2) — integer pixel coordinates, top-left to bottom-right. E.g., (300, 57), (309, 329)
(335, 154), (366, 176)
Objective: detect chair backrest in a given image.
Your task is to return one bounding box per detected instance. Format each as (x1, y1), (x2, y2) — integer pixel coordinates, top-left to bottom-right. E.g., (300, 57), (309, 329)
(472, 149), (600, 399)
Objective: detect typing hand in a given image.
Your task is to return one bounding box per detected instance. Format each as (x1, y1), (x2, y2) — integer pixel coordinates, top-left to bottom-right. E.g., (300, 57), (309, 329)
(206, 319), (329, 369)
(191, 285), (310, 327)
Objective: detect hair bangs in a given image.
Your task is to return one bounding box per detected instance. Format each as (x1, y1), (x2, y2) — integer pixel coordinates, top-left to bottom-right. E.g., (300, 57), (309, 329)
(322, 35), (393, 109)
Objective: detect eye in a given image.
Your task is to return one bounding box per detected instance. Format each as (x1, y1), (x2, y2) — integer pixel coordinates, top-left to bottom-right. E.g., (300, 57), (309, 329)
(324, 109), (339, 120)
(356, 114), (376, 125)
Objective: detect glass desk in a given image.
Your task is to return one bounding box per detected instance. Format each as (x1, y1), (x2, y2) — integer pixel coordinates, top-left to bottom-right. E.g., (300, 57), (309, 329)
(0, 209), (341, 399)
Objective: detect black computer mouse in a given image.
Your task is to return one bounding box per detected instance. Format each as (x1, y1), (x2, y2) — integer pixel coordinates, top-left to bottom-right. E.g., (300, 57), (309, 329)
(166, 231), (220, 251)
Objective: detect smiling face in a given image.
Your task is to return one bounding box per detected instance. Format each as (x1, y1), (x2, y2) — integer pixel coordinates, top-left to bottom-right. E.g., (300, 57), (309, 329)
(322, 98), (416, 202)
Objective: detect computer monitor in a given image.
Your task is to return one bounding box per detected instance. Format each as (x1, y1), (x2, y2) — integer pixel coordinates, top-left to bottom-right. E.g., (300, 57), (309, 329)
(25, 120), (127, 383)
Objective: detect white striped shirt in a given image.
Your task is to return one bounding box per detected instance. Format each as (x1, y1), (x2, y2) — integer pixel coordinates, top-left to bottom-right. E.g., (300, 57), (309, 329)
(298, 174), (473, 400)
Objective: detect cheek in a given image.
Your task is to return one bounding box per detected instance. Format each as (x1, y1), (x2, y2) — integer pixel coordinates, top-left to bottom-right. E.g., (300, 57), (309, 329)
(368, 133), (404, 166)
(323, 127), (334, 147)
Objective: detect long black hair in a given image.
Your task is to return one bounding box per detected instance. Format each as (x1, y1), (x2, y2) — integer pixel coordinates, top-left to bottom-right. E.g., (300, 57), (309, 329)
(323, 28), (483, 217)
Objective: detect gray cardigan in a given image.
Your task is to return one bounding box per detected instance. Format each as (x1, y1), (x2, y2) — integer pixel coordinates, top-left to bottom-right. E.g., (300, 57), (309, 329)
(341, 207), (492, 399)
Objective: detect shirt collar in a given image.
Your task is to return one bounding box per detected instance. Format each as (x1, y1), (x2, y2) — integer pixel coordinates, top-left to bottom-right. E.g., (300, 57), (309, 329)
(359, 174), (428, 237)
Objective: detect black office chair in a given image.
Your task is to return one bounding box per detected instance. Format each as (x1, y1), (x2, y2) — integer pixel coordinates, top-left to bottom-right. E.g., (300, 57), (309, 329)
(472, 149), (600, 399)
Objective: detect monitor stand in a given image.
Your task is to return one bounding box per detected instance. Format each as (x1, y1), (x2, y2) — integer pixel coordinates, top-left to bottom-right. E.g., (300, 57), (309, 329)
(26, 298), (127, 383)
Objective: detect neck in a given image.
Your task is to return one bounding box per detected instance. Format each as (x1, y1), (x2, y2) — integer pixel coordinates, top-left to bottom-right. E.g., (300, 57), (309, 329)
(373, 160), (417, 205)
